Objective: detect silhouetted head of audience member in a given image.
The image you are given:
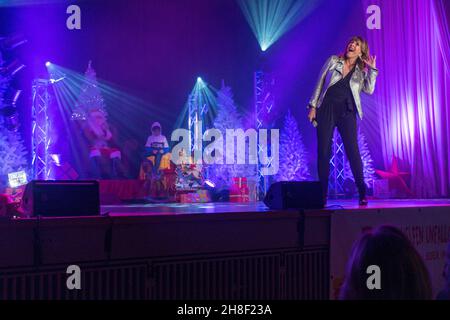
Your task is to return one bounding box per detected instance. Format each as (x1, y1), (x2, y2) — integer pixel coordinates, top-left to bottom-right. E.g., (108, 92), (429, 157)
(340, 225), (432, 300)
(436, 241), (450, 300)
(445, 242), (450, 287)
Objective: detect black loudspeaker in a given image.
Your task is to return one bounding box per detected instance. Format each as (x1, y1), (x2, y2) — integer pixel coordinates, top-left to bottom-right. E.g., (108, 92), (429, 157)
(22, 180), (100, 217)
(263, 181), (324, 210)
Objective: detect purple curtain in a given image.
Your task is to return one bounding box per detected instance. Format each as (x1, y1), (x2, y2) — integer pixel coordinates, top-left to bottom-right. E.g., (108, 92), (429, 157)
(435, 0), (450, 75)
(365, 0), (450, 198)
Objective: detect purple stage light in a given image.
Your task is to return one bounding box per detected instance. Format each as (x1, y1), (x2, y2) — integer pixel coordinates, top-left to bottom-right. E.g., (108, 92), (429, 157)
(4, 89), (22, 105)
(1, 59), (25, 77)
(0, 33), (27, 50)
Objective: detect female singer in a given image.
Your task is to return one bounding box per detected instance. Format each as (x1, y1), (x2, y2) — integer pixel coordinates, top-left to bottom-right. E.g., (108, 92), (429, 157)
(307, 36), (378, 205)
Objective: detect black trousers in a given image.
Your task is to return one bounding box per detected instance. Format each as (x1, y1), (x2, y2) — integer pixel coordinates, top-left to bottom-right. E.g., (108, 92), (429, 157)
(316, 103), (366, 198)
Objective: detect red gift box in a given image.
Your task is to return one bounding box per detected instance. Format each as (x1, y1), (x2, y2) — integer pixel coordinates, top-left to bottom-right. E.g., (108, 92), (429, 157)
(230, 177), (249, 203)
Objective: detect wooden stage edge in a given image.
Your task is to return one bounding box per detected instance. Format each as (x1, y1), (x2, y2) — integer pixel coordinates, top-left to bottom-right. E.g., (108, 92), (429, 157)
(0, 199), (449, 299)
(1, 199), (449, 265)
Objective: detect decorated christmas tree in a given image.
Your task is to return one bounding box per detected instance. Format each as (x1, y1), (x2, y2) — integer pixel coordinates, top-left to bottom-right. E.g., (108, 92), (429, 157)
(209, 82), (256, 188)
(275, 109), (310, 181)
(0, 52), (28, 190)
(73, 60), (107, 119)
(344, 127), (375, 188)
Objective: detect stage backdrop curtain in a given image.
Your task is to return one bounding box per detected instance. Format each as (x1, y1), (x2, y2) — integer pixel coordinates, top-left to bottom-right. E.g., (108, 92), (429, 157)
(365, 0), (450, 198)
(436, 0), (450, 76)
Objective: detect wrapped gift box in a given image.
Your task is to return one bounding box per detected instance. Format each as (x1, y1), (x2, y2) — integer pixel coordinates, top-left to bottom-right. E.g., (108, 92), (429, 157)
(230, 177), (250, 203)
(179, 189), (210, 203)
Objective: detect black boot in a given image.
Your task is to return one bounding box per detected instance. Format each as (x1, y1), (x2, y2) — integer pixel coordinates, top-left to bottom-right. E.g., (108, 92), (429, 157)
(358, 184), (368, 206)
(359, 195), (368, 206)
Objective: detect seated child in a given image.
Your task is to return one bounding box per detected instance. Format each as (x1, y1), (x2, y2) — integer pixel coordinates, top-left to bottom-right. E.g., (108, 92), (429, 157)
(144, 122), (169, 174)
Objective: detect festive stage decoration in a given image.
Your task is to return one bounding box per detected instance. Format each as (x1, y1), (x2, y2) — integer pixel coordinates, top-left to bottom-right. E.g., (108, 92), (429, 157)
(7, 170), (27, 188)
(178, 189), (210, 203)
(175, 162), (203, 190)
(375, 156), (413, 198)
(229, 177), (250, 203)
(4, 184), (25, 204)
(173, 147), (204, 194)
(209, 82), (256, 189)
(0, 131), (28, 187)
(0, 192), (22, 218)
(276, 109), (309, 182)
(0, 38), (27, 189)
(73, 60), (107, 120)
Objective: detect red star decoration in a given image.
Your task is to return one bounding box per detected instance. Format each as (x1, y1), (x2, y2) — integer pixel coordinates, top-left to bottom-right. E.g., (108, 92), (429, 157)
(375, 156), (414, 197)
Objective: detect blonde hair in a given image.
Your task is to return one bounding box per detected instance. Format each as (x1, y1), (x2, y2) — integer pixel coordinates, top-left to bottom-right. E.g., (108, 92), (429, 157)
(339, 36), (370, 70)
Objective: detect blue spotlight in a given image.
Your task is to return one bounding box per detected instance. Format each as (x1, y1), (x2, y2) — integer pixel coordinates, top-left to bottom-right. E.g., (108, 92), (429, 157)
(45, 61), (51, 67)
(197, 77), (202, 83)
(238, 0), (322, 51)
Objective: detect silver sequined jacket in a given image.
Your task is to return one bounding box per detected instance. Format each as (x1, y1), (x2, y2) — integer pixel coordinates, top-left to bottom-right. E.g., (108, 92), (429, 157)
(308, 55), (378, 119)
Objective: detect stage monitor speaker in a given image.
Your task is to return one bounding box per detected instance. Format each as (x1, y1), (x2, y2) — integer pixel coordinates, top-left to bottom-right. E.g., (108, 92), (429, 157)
(22, 180), (100, 217)
(263, 181), (324, 210)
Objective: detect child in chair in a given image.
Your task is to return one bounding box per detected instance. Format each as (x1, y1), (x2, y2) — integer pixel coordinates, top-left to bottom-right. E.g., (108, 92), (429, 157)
(144, 122), (169, 174)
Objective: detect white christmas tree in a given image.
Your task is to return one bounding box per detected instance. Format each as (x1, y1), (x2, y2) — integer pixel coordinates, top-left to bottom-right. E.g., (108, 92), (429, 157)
(344, 127), (375, 188)
(0, 131), (28, 176)
(0, 53), (28, 190)
(209, 82), (256, 188)
(275, 109), (310, 181)
(73, 60), (107, 119)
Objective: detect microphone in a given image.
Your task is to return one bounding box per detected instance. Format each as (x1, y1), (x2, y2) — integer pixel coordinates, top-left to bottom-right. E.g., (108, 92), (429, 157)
(308, 106), (318, 127)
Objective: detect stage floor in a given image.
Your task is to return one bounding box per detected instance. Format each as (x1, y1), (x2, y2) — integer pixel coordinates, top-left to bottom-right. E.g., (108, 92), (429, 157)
(3, 198), (449, 300)
(102, 198), (450, 216)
